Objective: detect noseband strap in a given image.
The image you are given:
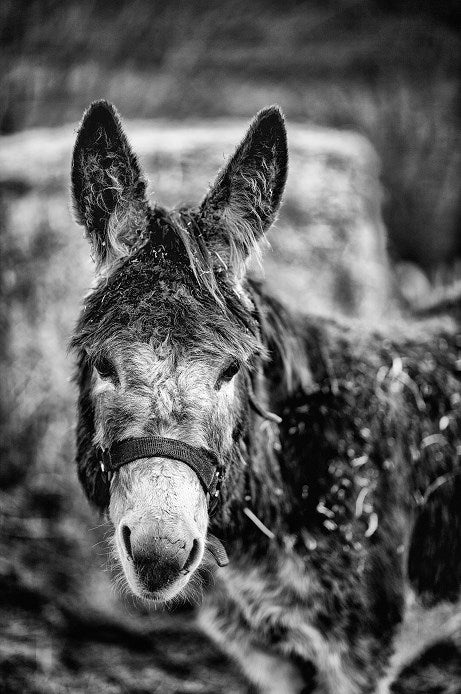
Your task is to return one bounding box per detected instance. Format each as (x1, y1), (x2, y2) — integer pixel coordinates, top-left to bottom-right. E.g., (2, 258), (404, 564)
(98, 436), (228, 566)
(99, 436), (222, 499)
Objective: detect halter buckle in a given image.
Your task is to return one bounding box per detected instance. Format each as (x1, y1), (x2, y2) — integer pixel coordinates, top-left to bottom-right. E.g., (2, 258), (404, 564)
(99, 448), (112, 483)
(208, 466), (225, 515)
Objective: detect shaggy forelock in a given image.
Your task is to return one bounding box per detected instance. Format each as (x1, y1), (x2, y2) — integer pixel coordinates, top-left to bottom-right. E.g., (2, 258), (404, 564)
(70, 206), (263, 361)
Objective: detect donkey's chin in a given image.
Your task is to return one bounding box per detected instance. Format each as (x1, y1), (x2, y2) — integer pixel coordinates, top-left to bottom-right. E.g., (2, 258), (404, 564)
(123, 562), (192, 603)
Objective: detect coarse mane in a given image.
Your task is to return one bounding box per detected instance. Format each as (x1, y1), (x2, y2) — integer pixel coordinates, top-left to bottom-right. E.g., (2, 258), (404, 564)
(70, 205), (260, 357)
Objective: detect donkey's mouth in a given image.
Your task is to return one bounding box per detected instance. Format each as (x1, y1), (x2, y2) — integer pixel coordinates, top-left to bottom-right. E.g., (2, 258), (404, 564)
(139, 576), (191, 603)
(114, 518), (205, 602)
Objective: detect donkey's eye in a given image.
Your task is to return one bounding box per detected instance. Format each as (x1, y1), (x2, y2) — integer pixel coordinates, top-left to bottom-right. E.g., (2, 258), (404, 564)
(216, 360), (240, 388)
(94, 356), (117, 381)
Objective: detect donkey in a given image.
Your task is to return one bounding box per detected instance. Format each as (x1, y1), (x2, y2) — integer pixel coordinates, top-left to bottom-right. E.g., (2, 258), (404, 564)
(71, 102), (461, 693)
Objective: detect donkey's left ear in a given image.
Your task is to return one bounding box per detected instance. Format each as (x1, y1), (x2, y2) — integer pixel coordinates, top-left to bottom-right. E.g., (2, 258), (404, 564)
(71, 100), (149, 270)
(200, 106), (287, 272)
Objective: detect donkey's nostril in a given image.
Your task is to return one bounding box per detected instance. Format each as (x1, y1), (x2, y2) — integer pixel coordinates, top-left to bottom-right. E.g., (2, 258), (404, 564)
(121, 524), (133, 559)
(182, 538), (201, 574)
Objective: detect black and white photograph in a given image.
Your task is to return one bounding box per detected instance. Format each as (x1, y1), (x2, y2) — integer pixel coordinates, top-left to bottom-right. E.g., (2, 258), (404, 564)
(1, 1), (461, 692)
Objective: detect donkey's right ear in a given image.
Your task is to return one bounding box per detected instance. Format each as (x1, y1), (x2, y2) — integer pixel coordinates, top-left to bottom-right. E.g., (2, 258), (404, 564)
(71, 100), (148, 269)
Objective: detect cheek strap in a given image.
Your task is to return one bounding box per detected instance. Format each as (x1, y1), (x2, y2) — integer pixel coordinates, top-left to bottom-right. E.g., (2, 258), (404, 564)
(97, 436), (228, 567)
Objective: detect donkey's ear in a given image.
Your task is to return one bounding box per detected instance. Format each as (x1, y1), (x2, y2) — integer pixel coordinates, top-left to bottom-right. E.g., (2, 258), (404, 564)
(200, 106), (287, 273)
(71, 100), (148, 269)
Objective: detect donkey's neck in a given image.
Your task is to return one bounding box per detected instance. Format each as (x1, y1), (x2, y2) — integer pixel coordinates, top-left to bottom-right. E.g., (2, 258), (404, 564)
(212, 282), (323, 548)
(248, 280), (316, 403)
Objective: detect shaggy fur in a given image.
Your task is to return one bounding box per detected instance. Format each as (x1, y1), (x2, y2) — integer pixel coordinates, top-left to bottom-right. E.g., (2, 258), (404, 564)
(71, 102), (461, 692)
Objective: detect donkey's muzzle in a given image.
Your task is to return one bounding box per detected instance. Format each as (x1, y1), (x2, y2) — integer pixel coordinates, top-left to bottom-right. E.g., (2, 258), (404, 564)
(120, 521), (202, 595)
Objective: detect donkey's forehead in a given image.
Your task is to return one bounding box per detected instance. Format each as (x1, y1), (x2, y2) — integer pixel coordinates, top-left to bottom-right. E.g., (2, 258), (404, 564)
(75, 253), (260, 360)
(98, 340), (212, 374)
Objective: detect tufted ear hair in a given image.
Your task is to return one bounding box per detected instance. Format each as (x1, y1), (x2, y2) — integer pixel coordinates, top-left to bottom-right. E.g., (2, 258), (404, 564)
(200, 106), (288, 276)
(71, 100), (149, 270)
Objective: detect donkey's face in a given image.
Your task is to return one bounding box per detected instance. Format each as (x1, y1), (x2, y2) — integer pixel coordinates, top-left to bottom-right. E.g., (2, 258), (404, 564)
(71, 101), (287, 602)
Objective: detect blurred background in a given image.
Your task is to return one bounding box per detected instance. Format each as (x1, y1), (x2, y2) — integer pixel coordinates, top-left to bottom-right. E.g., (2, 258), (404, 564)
(0, 1), (460, 692)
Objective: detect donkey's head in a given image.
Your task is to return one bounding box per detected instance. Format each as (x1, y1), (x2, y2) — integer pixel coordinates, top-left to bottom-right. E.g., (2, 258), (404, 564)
(70, 101), (287, 602)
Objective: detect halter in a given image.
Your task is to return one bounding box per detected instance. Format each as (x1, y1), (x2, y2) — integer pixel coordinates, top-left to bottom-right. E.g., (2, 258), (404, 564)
(96, 370), (282, 569)
(98, 436), (229, 566)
